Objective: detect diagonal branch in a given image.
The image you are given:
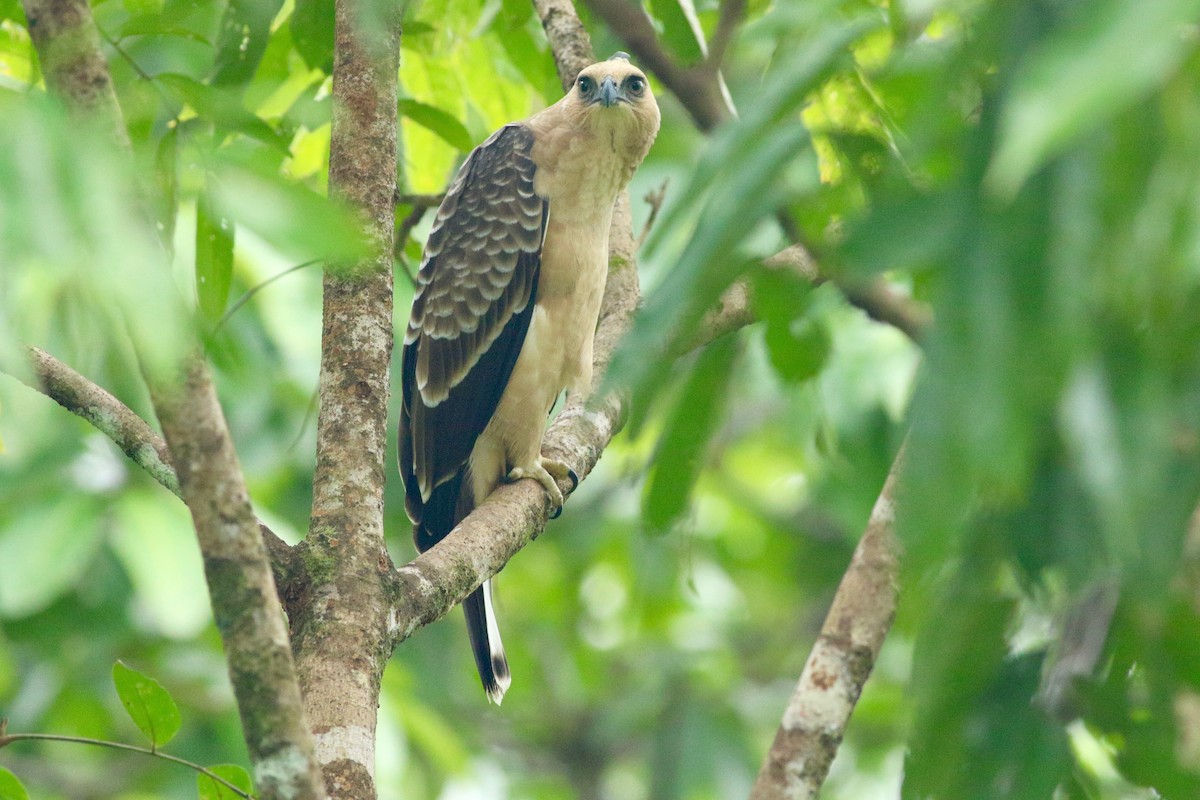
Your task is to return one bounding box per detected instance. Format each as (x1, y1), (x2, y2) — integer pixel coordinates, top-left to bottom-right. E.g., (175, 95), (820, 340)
(750, 446), (903, 800)
(18, 346), (297, 579)
(25, 346), (180, 497)
(152, 359), (326, 800)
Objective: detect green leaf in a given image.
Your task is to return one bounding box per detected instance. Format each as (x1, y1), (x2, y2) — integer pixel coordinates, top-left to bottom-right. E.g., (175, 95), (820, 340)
(195, 184), (235, 322)
(197, 764), (254, 800)
(840, 188), (966, 277)
(157, 73), (289, 151)
(751, 265), (827, 383)
(0, 767), (28, 800)
(764, 317), (830, 384)
(642, 335), (739, 532)
(611, 122), (814, 421)
(398, 99), (474, 152)
(904, 573), (1072, 799)
(112, 661), (182, 749)
(292, 0), (334, 72)
(401, 20), (435, 37)
(211, 0), (286, 87)
(153, 127), (179, 246)
(284, 81), (332, 131)
(987, 0), (1200, 196)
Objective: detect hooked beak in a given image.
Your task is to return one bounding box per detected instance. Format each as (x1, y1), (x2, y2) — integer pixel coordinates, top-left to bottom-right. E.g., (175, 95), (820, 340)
(599, 75), (619, 108)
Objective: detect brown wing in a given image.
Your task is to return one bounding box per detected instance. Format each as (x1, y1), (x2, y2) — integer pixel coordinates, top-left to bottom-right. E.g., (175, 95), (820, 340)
(398, 124), (547, 541)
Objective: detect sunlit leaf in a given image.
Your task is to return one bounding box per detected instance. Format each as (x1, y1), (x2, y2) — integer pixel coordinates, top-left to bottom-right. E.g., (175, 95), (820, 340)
(112, 661), (182, 749)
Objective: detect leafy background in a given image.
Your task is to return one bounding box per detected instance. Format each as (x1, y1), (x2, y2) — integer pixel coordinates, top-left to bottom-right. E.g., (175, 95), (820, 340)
(2, 0), (1200, 798)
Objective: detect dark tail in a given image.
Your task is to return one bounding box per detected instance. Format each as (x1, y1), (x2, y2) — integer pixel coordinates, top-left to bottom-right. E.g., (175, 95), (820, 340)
(464, 581), (511, 703)
(416, 469), (512, 704)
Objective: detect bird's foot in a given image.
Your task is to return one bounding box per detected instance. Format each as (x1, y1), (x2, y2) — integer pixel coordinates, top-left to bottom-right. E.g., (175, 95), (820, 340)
(508, 457), (575, 517)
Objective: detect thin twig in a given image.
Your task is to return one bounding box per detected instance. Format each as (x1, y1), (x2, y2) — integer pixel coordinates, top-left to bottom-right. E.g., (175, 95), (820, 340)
(0, 729), (253, 799)
(96, 26), (154, 83)
(216, 259), (323, 330)
(393, 191), (445, 207)
(706, 0), (745, 74)
(637, 178), (669, 248)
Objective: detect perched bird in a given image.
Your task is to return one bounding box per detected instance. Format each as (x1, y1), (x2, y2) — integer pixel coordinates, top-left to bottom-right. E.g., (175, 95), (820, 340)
(398, 54), (660, 703)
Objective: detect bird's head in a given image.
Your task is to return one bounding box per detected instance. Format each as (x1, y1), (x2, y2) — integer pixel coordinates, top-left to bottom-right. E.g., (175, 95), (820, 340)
(565, 53), (660, 152)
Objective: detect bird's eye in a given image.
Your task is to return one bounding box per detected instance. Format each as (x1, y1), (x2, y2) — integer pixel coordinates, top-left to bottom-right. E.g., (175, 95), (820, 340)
(577, 76), (594, 94)
(625, 76), (645, 95)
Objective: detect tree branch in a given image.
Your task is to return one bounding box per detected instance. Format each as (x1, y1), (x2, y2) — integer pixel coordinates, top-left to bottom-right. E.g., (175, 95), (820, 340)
(289, 0), (400, 794)
(706, 0), (746, 75)
(18, 346), (297, 577)
(26, 346), (180, 497)
(153, 360), (326, 800)
(749, 446), (903, 800)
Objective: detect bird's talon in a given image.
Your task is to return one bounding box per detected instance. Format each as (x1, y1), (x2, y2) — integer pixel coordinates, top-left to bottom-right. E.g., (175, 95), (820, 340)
(566, 467), (579, 492)
(507, 463), (565, 511)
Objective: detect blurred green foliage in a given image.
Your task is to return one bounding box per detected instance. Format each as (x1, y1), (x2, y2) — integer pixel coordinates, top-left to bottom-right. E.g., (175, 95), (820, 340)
(1, 0), (1198, 798)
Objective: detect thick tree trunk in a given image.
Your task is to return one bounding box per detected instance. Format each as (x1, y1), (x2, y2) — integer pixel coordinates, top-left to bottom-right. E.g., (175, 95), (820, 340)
(289, 0), (400, 796)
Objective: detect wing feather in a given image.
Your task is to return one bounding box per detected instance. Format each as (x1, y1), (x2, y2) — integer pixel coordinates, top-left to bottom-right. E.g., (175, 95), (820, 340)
(398, 124), (547, 524)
